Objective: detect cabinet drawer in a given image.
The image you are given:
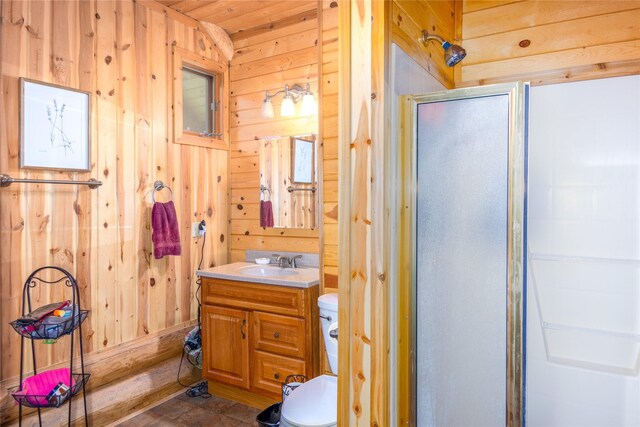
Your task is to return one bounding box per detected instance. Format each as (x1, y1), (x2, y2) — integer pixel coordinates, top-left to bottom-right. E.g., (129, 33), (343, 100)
(253, 312), (306, 359)
(252, 351), (306, 396)
(202, 278), (306, 317)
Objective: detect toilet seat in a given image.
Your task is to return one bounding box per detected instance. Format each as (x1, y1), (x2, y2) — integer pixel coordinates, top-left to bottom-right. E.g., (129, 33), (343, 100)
(280, 375), (337, 427)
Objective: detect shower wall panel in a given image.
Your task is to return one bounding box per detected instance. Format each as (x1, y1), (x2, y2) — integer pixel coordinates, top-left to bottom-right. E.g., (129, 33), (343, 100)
(527, 75), (640, 425)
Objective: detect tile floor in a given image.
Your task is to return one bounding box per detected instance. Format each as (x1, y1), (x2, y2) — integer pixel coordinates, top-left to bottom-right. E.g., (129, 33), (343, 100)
(115, 390), (262, 426)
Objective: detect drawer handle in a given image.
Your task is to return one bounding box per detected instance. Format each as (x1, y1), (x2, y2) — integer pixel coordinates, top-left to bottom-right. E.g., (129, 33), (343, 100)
(273, 331), (280, 339)
(274, 373), (281, 380)
(241, 319), (246, 339)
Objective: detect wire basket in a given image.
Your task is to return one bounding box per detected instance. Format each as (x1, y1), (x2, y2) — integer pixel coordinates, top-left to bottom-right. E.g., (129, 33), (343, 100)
(11, 373), (90, 408)
(10, 309), (89, 340)
(281, 374), (307, 401)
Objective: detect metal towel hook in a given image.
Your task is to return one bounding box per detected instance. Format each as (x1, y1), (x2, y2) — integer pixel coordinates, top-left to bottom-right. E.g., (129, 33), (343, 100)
(152, 180), (174, 202)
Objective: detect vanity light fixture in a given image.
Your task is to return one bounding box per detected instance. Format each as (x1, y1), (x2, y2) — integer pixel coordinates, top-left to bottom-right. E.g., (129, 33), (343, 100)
(261, 83), (317, 118)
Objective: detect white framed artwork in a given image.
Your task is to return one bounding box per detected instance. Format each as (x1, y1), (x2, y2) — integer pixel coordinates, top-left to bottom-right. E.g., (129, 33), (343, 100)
(20, 78), (91, 171)
(291, 136), (314, 184)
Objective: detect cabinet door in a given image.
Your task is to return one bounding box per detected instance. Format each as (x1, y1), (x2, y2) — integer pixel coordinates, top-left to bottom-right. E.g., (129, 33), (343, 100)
(202, 305), (250, 389)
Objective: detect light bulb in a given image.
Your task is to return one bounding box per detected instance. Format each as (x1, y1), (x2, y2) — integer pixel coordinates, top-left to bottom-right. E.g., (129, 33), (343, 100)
(300, 93), (316, 116)
(261, 98), (275, 118)
(280, 95), (295, 117)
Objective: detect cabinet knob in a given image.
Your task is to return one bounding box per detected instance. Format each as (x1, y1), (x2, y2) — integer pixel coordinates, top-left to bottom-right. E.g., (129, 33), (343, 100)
(274, 373), (281, 380)
(273, 331), (280, 339)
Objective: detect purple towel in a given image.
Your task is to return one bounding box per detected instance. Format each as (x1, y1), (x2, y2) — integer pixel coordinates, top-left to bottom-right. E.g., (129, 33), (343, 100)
(260, 200), (274, 228)
(152, 201), (181, 259)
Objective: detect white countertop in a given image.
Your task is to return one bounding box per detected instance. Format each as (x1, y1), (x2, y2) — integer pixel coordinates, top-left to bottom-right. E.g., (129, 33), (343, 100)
(197, 262), (320, 288)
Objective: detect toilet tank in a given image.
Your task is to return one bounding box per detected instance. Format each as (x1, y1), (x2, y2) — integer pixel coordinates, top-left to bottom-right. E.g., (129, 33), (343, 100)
(318, 292), (339, 374)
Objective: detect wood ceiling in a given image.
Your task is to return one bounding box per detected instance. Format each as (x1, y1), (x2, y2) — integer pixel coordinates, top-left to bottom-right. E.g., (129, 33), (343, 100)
(156, 0), (318, 36)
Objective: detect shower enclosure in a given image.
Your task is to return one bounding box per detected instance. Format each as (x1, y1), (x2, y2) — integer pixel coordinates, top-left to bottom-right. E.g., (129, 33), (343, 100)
(399, 82), (529, 426)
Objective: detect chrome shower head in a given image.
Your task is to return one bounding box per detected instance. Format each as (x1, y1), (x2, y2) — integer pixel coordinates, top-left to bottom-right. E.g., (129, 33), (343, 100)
(443, 43), (467, 67)
(421, 31), (467, 67)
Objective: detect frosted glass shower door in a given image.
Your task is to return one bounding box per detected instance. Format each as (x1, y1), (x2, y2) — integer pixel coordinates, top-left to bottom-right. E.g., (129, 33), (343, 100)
(403, 83), (528, 426)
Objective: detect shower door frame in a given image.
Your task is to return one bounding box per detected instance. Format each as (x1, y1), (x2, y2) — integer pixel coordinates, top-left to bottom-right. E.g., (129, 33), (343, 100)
(396, 82), (528, 427)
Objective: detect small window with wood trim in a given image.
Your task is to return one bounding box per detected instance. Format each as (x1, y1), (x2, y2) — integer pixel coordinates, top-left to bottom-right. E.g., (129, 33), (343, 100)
(182, 67), (217, 136)
(172, 47), (228, 149)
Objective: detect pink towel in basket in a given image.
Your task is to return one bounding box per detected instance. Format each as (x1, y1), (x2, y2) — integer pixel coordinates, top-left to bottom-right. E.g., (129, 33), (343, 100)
(152, 201), (181, 259)
(12, 368), (75, 407)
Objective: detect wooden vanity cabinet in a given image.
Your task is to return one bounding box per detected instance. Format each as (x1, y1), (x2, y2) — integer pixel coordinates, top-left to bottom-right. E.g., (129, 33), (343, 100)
(201, 277), (319, 400)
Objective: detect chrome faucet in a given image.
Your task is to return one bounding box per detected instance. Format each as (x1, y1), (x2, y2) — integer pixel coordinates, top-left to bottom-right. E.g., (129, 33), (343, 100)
(272, 254), (303, 268)
(273, 254), (291, 268)
(291, 255), (303, 268)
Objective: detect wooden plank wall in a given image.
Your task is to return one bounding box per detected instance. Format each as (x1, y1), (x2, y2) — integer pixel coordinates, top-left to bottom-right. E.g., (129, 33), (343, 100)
(321, 0), (339, 291)
(337, 0), (391, 425)
(457, 0), (640, 86)
(391, 0), (457, 89)
(0, 0), (227, 417)
(228, 7), (320, 263)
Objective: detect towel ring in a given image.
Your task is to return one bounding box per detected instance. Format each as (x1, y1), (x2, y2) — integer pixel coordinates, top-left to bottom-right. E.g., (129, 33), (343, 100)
(260, 185), (271, 200)
(152, 180), (174, 202)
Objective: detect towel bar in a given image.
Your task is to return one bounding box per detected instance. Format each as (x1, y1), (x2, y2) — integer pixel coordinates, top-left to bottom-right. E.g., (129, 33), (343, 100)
(0, 174), (102, 189)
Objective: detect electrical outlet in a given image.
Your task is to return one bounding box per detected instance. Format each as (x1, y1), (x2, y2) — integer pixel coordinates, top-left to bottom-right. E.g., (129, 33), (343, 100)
(191, 222), (200, 238)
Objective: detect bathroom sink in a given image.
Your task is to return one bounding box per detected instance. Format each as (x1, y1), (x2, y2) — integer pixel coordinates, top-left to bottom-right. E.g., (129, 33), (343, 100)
(239, 265), (299, 278)
(197, 262), (318, 288)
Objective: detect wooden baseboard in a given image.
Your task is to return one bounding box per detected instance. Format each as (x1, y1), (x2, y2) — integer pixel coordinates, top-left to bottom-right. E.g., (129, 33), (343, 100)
(1, 321), (198, 426)
(87, 360), (200, 427)
(208, 381), (278, 409)
(104, 385), (195, 427)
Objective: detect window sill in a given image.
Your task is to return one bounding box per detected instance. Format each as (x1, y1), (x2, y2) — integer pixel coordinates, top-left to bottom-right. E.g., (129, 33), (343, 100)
(175, 132), (227, 150)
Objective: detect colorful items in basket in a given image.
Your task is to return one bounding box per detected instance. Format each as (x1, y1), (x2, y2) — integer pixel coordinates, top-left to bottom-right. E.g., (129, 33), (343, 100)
(12, 368), (76, 407)
(46, 382), (70, 405)
(12, 301), (71, 334)
(10, 301), (86, 341)
(53, 309), (71, 318)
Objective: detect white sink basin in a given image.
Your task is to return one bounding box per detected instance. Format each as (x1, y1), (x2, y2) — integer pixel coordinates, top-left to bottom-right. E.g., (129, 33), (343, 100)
(239, 265), (299, 278)
(197, 262), (319, 288)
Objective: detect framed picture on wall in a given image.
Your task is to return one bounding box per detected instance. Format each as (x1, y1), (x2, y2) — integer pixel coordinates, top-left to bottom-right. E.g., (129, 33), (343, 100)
(291, 136), (315, 184)
(20, 78), (91, 171)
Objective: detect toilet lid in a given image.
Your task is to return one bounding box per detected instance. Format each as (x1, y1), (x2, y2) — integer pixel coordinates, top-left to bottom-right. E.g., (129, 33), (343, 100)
(281, 375), (337, 427)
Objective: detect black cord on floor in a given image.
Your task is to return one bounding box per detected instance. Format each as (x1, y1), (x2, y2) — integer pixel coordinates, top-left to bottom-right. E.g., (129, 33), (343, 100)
(186, 380), (211, 398)
(196, 230), (205, 327)
(177, 349), (191, 387)
(176, 230), (208, 399)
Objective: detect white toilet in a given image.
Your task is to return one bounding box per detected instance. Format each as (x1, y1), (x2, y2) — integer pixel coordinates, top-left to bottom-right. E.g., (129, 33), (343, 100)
(280, 292), (338, 427)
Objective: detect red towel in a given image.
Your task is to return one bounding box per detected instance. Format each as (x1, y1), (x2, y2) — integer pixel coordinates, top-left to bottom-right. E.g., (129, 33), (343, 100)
(152, 201), (181, 259)
(260, 200), (274, 228)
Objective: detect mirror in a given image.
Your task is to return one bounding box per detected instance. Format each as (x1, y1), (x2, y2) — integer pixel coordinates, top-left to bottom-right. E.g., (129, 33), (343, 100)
(259, 134), (318, 229)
